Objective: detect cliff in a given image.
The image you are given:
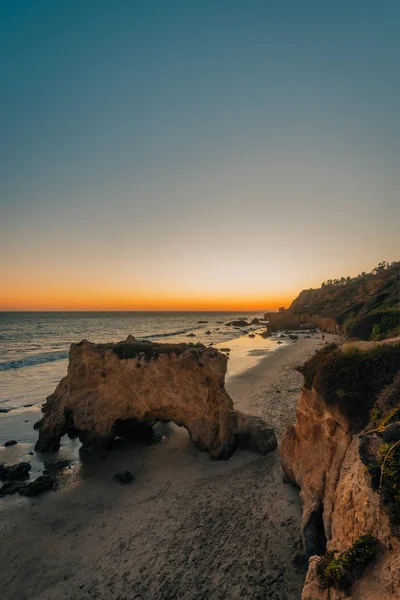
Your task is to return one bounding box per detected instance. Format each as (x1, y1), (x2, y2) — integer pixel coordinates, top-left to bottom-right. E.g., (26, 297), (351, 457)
(265, 261), (400, 340)
(35, 337), (277, 460)
(280, 339), (400, 599)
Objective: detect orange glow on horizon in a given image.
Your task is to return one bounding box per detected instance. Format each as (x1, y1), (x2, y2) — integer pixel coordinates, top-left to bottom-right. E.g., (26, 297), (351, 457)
(0, 289), (294, 312)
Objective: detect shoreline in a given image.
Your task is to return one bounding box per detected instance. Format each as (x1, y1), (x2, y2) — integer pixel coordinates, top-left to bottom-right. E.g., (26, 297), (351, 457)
(0, 330), (341, 600)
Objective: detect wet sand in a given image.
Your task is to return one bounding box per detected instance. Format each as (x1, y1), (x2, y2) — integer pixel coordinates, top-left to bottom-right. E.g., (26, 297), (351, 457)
(0, 331), (340, 600)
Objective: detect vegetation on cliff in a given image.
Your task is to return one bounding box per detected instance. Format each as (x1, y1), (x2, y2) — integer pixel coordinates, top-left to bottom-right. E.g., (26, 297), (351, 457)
(298, 342), (400, 429)
(317, 534), (379, 590)
(299, 341), (400, 528)
(289, 261), (400, 340)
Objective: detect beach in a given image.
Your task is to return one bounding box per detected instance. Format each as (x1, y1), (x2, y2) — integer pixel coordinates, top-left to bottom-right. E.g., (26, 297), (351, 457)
(0, 330), (340, 600)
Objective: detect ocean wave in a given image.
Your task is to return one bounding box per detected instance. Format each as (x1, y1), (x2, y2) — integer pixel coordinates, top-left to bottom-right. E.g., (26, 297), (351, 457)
(147, 328), (194, 339)
(0, 351), (69, 371)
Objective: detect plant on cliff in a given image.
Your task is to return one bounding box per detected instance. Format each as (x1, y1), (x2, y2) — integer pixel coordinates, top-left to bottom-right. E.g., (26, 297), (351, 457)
(299, 343), (400, 429)
(317, 534), (379, 591)
(347, 307), (400, 341)
(377, 442), (400, 524)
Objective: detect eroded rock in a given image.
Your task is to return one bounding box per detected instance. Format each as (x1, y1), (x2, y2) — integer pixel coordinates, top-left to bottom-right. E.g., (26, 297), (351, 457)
(35, 338), (277, 460)
(0, 462), (31, 480)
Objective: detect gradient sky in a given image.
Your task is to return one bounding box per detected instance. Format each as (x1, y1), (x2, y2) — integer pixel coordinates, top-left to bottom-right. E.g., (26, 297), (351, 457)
(1, 0), (399, 310)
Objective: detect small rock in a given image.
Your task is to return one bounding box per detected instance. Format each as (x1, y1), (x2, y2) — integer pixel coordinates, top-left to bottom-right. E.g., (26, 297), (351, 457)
(4, 440), (18, 447)
(0, 462), (31, 481)
(205, 331), (212, 335)
(19, 475), (56, 497)
(0, 481), (26, 497)
(0, 408), (10, 413)
(197, 321), (208, 324)
(113, 471), (134, 485)
(187, 333), (196, 338)
(23, 403), (34, 408)
(220, 348), (231, 352)
(225, 320), (250, 327)
(27, 451), (34, 456)
(249, 334), (255, 338)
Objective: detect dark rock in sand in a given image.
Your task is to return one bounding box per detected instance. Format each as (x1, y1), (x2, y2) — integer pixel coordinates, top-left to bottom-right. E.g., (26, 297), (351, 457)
(219, 348), (231, 352)
(289, 334), (299, 340)
(0, 462), (31, 481)
(19, 474), (56, 497)
(28, 451), (34, 456)
(249, 334), (255, 338)
(4, 440), (18, 447)
(187, 333), (196, 337)
(0, 480), (26, 497)
(23, 403), (34, 408)
(197, 320), (208, 323)
(113, 470), (134, 485)
(0, 408), (11, 413)
(277, 341), (283, 344)
(205, 331), (212, 335)
(225, 320), (250, 327)
(259, 330), (272, 338)
(250, 318), (261, 325)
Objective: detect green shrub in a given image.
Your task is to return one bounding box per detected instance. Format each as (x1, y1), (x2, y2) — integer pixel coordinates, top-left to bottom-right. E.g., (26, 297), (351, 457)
(299, 343), (400, 430)
(346, 308), (400, 340)
(377, 442), (400, 524)
(317, 535), (379, 590)
(297, 344), (338, 389)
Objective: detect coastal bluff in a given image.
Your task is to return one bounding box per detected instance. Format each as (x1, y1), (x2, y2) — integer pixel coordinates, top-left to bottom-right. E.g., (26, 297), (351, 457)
(265, 261), (399, 340)
(35, 337), (277, 460)
(280, 339), (400, 600)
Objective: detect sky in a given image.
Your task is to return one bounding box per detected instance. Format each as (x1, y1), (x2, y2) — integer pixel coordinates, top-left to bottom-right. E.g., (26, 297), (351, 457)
(1, 0), (399, 310)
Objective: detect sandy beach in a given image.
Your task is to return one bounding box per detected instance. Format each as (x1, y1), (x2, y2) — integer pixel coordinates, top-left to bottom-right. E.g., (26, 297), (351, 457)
(0, 331), (340, 600)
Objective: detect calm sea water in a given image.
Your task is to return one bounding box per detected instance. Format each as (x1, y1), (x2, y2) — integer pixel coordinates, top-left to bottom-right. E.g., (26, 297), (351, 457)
(0, 311), (262, 410)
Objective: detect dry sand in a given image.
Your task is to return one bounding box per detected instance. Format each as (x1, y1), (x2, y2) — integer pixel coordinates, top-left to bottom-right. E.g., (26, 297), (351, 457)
(0, 332), (340, 600)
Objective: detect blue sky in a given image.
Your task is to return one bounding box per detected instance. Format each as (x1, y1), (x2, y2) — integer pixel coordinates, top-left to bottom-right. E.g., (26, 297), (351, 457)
(1, 1), (399, 309)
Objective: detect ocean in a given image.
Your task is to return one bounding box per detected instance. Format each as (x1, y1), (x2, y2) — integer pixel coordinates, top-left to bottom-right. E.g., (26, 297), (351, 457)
(0, 311), (263, 411)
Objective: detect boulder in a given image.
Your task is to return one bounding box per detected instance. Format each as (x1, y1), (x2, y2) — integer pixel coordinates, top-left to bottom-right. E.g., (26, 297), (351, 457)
(0, 462), (31, 480)
(19, 475), (56, 497)
(250, 318), (260, 325)
(4, 440), (17, 447)
(0, 481), (26, 497)
(225, 320), (250, 327)
(113, 471), (134, 485)
(35, 338), (277, 461)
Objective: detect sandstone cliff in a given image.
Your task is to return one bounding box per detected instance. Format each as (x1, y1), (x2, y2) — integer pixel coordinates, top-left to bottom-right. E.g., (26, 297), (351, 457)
(280, 339), (400, 599)
(35, 337), (277, 460)
(266, 261), (400, 340)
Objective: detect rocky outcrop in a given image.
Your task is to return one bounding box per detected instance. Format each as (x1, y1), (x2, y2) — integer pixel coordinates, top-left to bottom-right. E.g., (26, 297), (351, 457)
(35, 338), (277, 460)
(264, 309), (339, 335)
(281, 340), (400, 599)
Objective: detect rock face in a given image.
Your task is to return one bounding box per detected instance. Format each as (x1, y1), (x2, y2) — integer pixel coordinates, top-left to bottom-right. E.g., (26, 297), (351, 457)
(280, 341), (400, 600)
(35, 338), (277, 460)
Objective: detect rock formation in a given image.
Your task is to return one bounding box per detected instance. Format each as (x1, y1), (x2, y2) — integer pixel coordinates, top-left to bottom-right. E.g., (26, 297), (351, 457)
(35, 338), (277, 460)
(280, 339), (400, 599)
